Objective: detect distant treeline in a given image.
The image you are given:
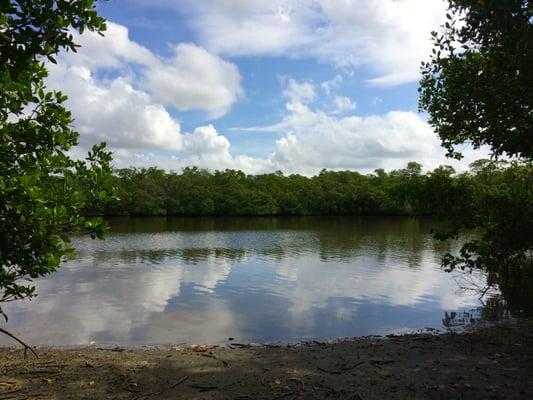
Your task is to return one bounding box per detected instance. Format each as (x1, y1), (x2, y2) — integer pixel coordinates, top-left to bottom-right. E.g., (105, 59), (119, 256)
(101, 160), (531, 217)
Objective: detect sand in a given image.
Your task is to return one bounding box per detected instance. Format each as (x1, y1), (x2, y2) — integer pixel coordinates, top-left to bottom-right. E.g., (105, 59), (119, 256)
(1, 319), (532, 399)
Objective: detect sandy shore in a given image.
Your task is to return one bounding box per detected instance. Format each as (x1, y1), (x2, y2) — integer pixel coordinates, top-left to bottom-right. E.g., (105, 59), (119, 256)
(1, 319), (532, 399)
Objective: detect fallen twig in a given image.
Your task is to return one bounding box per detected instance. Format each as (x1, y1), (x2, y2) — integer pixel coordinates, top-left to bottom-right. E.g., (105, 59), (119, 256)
(200, 353), (229, 367)
(35, 364), (67, 368)
(340, 361), (365, 370)
(220, 359), (230, 368)
(317, 366), (342, 375)
(0, 389), (22, 398)
(170, 376), (188, 388)
(131, 392), (161, 400)
(352, 391), (366, 400)
(96, 347), (124, 352)
(122, 382), (141, 393)
(189, 384), (218, 392)
(21, 370), (60, 375)
(369, 359), (394, 366)
(274, 390), (296, 399)
(0, 328), (38, 359)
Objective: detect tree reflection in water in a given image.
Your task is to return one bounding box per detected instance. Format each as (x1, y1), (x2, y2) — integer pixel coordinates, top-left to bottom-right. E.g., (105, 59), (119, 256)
(443, 266), (533, 328)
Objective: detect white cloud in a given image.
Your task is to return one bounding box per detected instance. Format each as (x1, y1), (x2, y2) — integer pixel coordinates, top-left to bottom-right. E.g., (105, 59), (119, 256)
(366, 71), (423, 87)
(42, 18), (487, 176)
(145, 43), (243, 118)
(164, 0), (448, 86)
(236, 96), (490, 175)
(333, 95), (357, 113)
(182, 125), (230, 156)
(45, 64), (250, 172)
(110, 149), (272, 175)
(180, 0), (313, 57)
(102, 124), (272, 174)
(271, 103), (438, 174)
(45, 60), (265, 172)
(371, 96), (383, 105)
(60, 22), (243, 117)
(43, 21), (251, 170)
(282, 78), (316, 104)
(321, 75), (343, 95)
(63, 22), (157, 69)
(50, 49), (485, 176)
(46, 63), (183, 151)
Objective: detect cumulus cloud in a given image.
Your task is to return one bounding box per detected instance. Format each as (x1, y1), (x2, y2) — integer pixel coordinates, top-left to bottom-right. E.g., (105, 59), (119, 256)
(145, 43), (243, 118)
(234, 86), (490, 175)
(270, 104), (439, 174)
(103, 128), (272, 174)
(43, 18), (485, 176)
(62, 22), (157, 69)
(333, 95), (357, 113)
(44, 21), (249, 170)
(162, 0), (448, 86)
(321, 75), (343, 95)
(59, 22), (243, 116)
(47, 63), (183, 151)
(180, 0), (313, 57)
(45, 64), (250, 171)
(282, 78), (316, 104)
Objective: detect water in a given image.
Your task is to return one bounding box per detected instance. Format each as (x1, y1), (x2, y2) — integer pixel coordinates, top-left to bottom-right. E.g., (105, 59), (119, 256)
(1, 217), (496, 347)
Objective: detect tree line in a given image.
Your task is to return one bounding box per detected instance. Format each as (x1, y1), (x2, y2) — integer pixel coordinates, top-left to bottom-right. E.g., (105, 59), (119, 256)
(102, 160), (531, 219)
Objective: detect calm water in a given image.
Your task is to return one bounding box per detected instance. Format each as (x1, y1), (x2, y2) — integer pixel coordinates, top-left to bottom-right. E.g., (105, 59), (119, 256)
(1, 217), (495, 346)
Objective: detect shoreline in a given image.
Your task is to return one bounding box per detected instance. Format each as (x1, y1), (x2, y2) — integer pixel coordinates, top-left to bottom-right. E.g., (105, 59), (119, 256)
(0, 319), (494, 352)
(1, 318), (532, 399)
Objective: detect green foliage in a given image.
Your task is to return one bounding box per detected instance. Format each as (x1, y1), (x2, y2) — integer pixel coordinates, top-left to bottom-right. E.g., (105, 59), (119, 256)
(0, 1), (114, 318)
(431, 160), (533, 312)
(106, 167), (396, 217)
(419, 0), (532, 159)
(419, 0), (533, 299)
(440, 161), (533, 272)
(104, 162), (531, 219)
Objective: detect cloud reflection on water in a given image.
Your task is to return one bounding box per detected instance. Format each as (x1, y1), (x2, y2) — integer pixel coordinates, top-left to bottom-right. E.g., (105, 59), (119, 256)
(1, 217), (487, 346)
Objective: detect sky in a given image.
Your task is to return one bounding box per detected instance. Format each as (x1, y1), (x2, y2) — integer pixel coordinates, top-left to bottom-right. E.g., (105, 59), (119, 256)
(46, 0), (489, 175)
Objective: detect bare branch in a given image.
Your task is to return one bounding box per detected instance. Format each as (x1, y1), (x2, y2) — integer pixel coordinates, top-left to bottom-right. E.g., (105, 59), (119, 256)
(0, 327), (38, 359)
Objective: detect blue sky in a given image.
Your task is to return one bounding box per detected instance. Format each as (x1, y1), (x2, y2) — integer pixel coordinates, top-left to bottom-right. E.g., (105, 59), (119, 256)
(46, 0), (487, 175)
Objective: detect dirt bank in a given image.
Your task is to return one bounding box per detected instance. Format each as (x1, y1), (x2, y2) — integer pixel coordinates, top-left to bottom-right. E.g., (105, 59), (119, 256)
(1, 319), (532, 399)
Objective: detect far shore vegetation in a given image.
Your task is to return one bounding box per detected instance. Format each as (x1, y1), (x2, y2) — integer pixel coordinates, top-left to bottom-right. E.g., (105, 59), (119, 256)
(104, 160), (530, 219)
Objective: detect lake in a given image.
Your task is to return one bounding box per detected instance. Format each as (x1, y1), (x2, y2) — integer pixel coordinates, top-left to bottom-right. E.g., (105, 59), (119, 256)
(1, 216), (498, 347)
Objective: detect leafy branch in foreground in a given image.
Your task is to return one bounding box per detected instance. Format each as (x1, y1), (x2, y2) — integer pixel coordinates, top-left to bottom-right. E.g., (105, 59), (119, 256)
(420, 0), (533, 308)
(0, 0), (114, 347)
(419, 0), (532, 160)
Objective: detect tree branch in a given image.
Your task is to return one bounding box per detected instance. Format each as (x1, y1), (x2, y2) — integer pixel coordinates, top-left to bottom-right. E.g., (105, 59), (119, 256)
(0, 327), (38, 359)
